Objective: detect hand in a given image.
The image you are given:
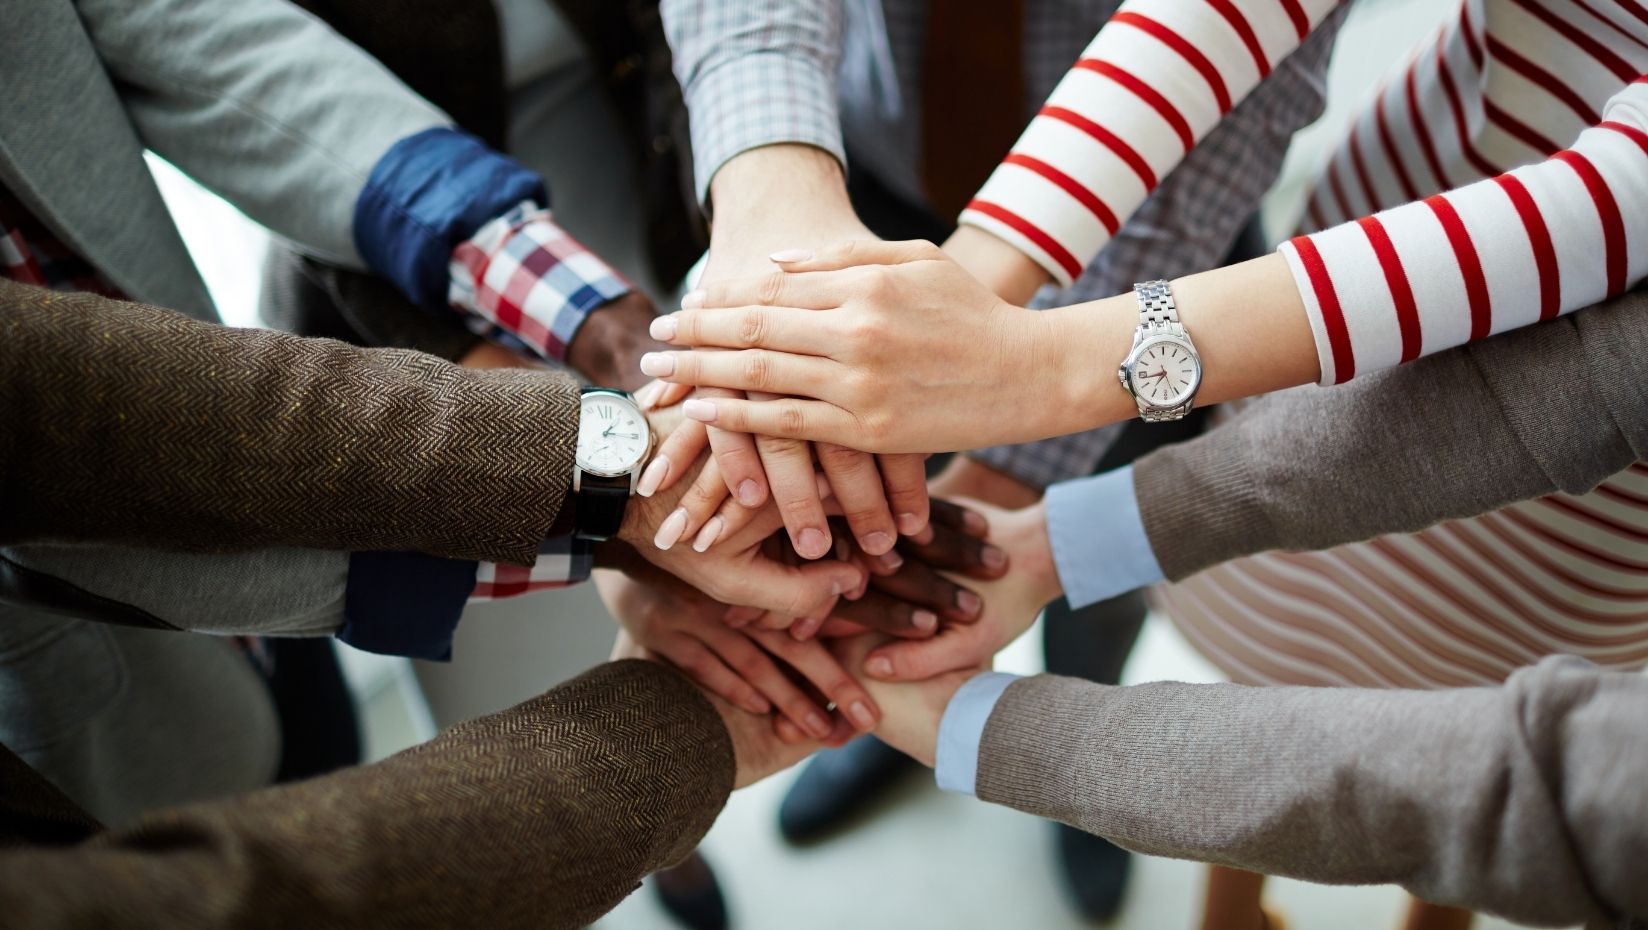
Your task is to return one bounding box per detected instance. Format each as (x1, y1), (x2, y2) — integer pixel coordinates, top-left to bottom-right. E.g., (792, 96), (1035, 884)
(644, 239), (1070, 453)
(597, 567), (881, 739)
(822, 634), (985, 768)
(566, 291), (672, 392)
(943, 224), (1052, 306)
(861, 499), (1061, 683)
(612, 632), (852, 788)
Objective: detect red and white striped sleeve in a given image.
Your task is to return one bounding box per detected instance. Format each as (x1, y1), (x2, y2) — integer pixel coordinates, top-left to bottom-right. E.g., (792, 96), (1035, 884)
(958, 0), (1342, 285)
(1282, 77), (1648, 385)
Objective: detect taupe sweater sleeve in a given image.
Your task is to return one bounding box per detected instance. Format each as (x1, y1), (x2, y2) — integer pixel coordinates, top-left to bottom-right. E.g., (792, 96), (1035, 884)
(975, 657), (1648, 928)
(0, 280), (578, 565)
(1134, 287), (1648, 581)
(0, 660), (734, 930)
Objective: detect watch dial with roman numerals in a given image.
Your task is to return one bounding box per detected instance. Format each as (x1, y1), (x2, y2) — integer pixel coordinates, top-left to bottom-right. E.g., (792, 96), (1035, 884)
(577, 394), (648, 476)
(1126, 339), (1199, 407)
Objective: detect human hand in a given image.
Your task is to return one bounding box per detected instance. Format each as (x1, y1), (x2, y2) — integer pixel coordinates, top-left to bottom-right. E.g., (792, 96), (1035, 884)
(821, 634), (985, 768)
(643, 240), (1067, 453)
(611, 631), (852, 788)
(597, 567), (881, 739)
(565, 291), (671, 392)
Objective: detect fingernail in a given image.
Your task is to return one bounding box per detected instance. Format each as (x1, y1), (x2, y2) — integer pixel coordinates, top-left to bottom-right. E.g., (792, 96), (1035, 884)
(981, 544), (1007, 570)
(847, 700), (876, 730)
(866, 657), (893, 679)
(963, 509), (989, 535)
(736, 479), (763, 507)
(875, 550), (904, 573)
(956, 589), (983, 617)
(636, 456), (670, 497)
(681, 289), (705, 310)
(897, 512), (924, 535)
(653, 508), (689, 550)
(805, 712), (831, 739)
(913, 609), (938, 633)
(683, 399), (717, 422)
(861, 531), (895, 555)
(691, 516), (724, 552)
(746, 695), (771, 714)
(797, 527), (830, 559)
(769, 248), (814, 263)
(649, 315), (678, 341)
(634, 380), (662, 409)
(638, 352), (675, 377)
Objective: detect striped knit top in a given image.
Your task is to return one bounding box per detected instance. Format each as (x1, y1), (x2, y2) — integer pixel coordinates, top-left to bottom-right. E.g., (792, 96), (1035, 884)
(965, 0), (1648, 689)
(961, 0), (1648, 387)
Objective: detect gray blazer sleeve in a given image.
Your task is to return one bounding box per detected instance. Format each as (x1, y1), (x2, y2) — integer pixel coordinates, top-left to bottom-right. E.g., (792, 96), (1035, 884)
(72, 0), (449, 267)
(1133, 286), (1648, 581)
(975, 656), (1648, 929)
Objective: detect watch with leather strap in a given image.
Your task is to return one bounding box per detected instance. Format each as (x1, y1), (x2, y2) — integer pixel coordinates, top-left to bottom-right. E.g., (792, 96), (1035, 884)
(572, 387), (655, 542)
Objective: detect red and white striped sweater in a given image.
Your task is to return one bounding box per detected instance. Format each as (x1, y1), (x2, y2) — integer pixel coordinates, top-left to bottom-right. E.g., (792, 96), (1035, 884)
(962, 0), (1648, 386)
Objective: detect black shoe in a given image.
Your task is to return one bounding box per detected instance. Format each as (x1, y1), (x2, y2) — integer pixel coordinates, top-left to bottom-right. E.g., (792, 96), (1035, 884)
(653, 851), (728, 930)
(777, 736), (920, 843)
(1054, 822), (1131, 923)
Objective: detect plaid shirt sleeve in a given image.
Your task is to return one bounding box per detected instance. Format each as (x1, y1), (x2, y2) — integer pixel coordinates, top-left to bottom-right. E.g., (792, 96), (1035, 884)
(662, 0), (848, 204)
(448, 202), (633, 363)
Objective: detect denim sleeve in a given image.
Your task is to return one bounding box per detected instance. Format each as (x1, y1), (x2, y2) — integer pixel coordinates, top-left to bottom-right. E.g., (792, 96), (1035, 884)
(1044, 465), (1164, 610)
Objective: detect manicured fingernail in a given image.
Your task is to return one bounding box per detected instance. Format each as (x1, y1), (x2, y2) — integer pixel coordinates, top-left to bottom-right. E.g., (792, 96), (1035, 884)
(875, 550), (904, 573)
(692, 516), (724, 552)
(797, 527), (830, 559)
(649, 315), (678, 341)
(639, 352), (675, 377)
(737, 479), (763, 507)
(956, 589), (983, 617)
(805, 712), (831, 739)
(897, 512), (924, 535)
(636, 456), (670, 497)
(653, 508), (689, 550)
(963, 509), (989, 535)
(769, 248), (814, 263)
(683, 399), (717, 422)
(634, 380), (662, 409)
(746, 695), (771, 714)
(681, 289), (705, 309)
(847, 701), (876, 730)
(866, 657), (893, 679)
(861, 531), (895, 555)
(981, 544), (1007, 570)
(912, 609), (938, 633)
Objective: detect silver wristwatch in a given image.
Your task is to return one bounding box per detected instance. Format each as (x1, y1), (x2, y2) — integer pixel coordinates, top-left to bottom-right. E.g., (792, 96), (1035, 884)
(1117, 280), (1203, 422)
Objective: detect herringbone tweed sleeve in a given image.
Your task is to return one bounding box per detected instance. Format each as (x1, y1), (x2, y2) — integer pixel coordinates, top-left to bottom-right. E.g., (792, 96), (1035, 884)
(0, 279), (578, 564)
(0, 659), (736, 930)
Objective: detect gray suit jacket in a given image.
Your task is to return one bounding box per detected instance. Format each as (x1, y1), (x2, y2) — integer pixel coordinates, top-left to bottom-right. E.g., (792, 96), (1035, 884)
(0, 0), (446, 321)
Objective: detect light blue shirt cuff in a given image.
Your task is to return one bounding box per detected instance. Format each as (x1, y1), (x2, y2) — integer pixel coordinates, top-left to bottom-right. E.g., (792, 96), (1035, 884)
(934, 672), (1020, 796)
(1045, 465), (1165, 610)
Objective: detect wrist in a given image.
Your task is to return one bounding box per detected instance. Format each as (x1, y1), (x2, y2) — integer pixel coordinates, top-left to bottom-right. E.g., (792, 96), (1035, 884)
(944, 226), (1051, 305)
(1044, 295), (1138, 435)
(1015, 500), (1064, 608)
(566, 292), (667, 391)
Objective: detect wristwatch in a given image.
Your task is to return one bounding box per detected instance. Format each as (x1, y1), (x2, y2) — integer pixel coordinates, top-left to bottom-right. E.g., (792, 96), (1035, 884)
(572, 387), (655, 542)
(1118, 280), (1203, 422)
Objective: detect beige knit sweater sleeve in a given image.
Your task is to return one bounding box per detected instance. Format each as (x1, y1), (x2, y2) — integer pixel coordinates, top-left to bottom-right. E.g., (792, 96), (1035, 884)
(975, 656), (1648, 929)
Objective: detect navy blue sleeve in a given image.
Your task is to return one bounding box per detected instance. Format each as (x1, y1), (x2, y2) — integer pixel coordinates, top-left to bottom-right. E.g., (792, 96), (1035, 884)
(353, 127), (548, 311)
(339, 551), (479, 661)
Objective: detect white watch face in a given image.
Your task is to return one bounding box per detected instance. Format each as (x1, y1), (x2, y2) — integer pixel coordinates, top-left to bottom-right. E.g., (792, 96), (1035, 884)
(577, 393), (650, 477)
(1126, 338), (1201, 408)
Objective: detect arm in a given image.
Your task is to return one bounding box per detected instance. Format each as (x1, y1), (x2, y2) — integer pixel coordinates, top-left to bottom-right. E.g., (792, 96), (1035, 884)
(0, 661), (754, 930)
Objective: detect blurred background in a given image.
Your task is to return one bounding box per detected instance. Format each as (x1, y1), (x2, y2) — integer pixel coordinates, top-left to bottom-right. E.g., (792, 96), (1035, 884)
(150, 0), (1568, 927)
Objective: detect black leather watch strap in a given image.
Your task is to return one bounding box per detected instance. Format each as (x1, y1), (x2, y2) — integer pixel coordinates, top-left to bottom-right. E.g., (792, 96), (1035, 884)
(573, 472), (629, 542)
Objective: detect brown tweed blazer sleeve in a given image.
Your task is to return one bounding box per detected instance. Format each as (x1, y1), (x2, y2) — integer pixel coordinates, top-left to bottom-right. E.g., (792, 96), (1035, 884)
(0, 660), (735, 930)
(0, 279), (578, 565)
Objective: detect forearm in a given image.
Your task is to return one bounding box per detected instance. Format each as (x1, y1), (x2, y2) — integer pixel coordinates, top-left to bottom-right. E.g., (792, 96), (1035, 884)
(0, 662), (734, 930)
(931, 456), (1042, 509)
(975, 657), (1648, 927)
(706, 144), (865, 274)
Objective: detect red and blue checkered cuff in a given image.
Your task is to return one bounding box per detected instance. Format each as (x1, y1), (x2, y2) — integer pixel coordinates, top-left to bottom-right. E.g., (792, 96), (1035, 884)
(470, 533), (592, 601)
(449, 201), (632, 363)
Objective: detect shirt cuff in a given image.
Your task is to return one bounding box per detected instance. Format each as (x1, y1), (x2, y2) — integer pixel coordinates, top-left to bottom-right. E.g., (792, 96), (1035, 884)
(1045, 465), (1165, 610)
(354, 127), (548, 311)
(340, 551), (478, 661)
(448, 203), (632, 363)
(469, 534), (593, 600)
(935, 672), (1020, 796)
(683, 55), (846, 206)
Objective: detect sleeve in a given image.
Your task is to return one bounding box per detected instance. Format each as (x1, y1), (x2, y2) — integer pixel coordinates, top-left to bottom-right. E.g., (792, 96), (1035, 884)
(72, 0), (450, 268)
(959, 0), (1343, 286)
(933, 672), (1020, 796)
(973, 656), (1648, 928)
(1129, 284), (1648, 582)
(0, 280), (577, 566)
(1044, 466), (1165, 609)
(1280, 78), (1648, 384)
(0, 661), (736, 930)
(661, 0), (849, 203)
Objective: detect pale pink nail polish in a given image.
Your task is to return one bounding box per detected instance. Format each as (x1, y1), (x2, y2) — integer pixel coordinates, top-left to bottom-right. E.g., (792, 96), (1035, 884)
(638, 352), (674, 377)
(683, 399), (716, 422)
(847, 701), (876, 730)
(680, 289), (705, 309)
(653, 508), (689, 550)
(876, 550), (904, 573)
(692, 516), (724, 553)
(636, 456), (670, 498)
(649, 315), (678, 341)
(769, 248), (814, 263)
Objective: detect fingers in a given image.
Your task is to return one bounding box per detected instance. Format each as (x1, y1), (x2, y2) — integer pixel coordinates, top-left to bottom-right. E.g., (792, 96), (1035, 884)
(638, 417), (708, 499)
(828, 588), (941, 639)
(747, 628), (881, 731)
(767, 239), (947, 273)
(929, 497), (992, 538)
(684, 266), (854, 313)
(652, 305), (840, 354)
(707, 418), (769, 510)
(720, 550), (861, 617)
(705, 628), (838, 740)
(681, 395), (863, 448)
(870, 558), (985, 624)
(642, 348), (841, 400)
(635, 379), (692, 411)
(657, 635), (772, 716)
(755, 430), (833, 559)
(878, 453), (931, 538)
(816, 444), (898, 556)
(901, 503), (1009, 581)
(863, 622), (994, 682)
